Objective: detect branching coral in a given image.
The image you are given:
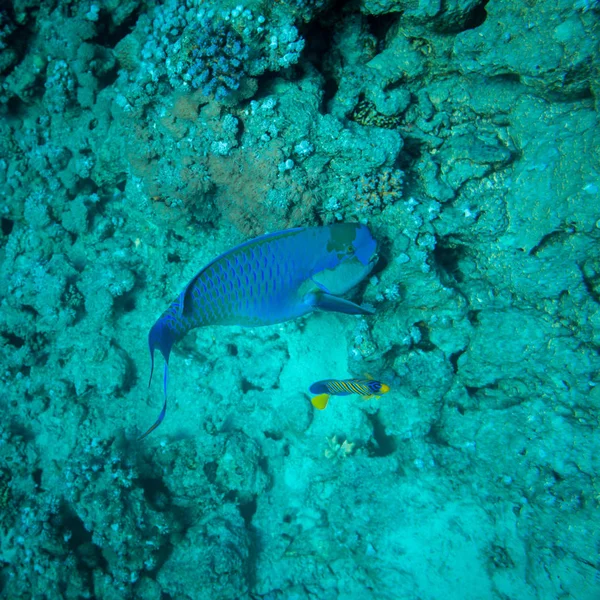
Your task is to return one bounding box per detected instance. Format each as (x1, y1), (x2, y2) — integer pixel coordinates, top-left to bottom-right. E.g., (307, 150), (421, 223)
(186, 19), (251, 100)
(352, 167), (405, 215)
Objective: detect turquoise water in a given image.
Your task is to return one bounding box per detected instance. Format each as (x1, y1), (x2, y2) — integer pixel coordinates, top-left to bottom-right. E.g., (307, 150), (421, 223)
(1, 0), (599, 598)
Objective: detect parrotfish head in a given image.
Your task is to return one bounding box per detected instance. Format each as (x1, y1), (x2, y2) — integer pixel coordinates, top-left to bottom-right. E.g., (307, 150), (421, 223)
(314, 223), (378, 295)
(349, 223), (378, 267)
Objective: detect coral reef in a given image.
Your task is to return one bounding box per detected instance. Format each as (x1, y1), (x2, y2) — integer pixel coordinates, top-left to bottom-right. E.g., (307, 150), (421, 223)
(0, 0), (599, 598)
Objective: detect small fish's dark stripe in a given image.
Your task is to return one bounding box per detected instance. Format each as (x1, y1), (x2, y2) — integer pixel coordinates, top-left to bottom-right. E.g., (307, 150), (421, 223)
(335, 381), (346, 392)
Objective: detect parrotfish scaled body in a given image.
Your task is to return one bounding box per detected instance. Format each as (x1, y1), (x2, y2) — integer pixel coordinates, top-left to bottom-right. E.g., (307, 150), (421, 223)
(309, 377), (390, 410)
(140, 223), (378, 438)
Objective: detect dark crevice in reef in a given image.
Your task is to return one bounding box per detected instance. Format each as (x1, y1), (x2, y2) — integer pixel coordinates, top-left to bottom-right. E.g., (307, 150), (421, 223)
(0, 567), (7, 595)
(264, 430), (283, 441)
(321, 71), (339, 114)
(381, 344), (402, 366)
(21, 304), (39, 318)
(4, 94), (26, 117)
(32, 467), (43, 490)
(1, 217), (14, 235)
(251, 71), (283, 101)
(137, 477), (172, 512)
(60, 505), (108, 595)
(581, 267), (600, 305)
(203, 460), (218, 483)
(366, 12), (400, 48)
(9, 420), (34, 441)
(413, 321), (437, 352)
(370, 245), (390, 278)
(298, 2), (349, 114)
(241, 378), (263, 393)
(462, 0), (490, 31)
(366, 411), (396, 457)
(113, 289), (136, 313)
(396, 121), (425, 165)
(449, 349), (465, 374)
(0, 4), (37, 74)
(467, 309), (480, 325)
(425, 423), (449, 447)
(465, 381), (499, 401)
(238, 495), (258, 527)
(529, 230), (571, 256)
(433, 236), (467, 284)
(61, 507), (94, 549)
(466, 385), (479, 397)
(493, 73), (522, 85)
(91, 6), (141, 49)
(97, 65), (119, 92)
(2, 332), (25, 348)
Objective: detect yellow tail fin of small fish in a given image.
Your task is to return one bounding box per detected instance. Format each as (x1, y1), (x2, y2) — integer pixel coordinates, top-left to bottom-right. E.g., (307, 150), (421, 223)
(311, 394), (330, 410)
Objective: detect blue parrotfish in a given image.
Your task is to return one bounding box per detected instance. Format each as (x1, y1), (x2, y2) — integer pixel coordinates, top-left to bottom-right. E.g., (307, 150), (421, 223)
(309, 377), (390, 410)
(140, 223), (379, 438)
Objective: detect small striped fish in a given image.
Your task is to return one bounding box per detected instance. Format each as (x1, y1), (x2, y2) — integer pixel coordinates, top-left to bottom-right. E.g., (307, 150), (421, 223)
(140, 224), (378, 438)
(309, 377), (390, 410)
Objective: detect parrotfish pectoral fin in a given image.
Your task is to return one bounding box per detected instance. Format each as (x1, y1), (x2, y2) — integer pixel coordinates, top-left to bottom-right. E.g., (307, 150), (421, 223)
(312, 293), (375, 316)
(311, 394), (330, 410)
(310, 276), (331, 294)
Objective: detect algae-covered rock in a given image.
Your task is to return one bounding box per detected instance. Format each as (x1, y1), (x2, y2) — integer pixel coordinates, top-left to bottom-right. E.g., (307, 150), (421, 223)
(385, 348), (453, 437)
(454, 0), (597, 99)
(457, 309), (551, 388)
(157, 504), (251, 600)
(499, 99), (600, 253)
(359, 0), (484, 32)
(216, 431), (269, 501)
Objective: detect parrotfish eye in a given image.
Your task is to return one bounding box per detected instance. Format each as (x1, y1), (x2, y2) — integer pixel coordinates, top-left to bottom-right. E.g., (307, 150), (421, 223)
(369, 381), (381, 392)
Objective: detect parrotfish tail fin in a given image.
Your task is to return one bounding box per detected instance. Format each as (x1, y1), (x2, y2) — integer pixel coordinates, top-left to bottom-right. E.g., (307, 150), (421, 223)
(141, 317), (177, 440)
(138, 363), (169, 440)
(311, 394), (330, 410)
(312, 292), (375, 316)
(148, 315), (177, 366)
(148, 343), (155, 389)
